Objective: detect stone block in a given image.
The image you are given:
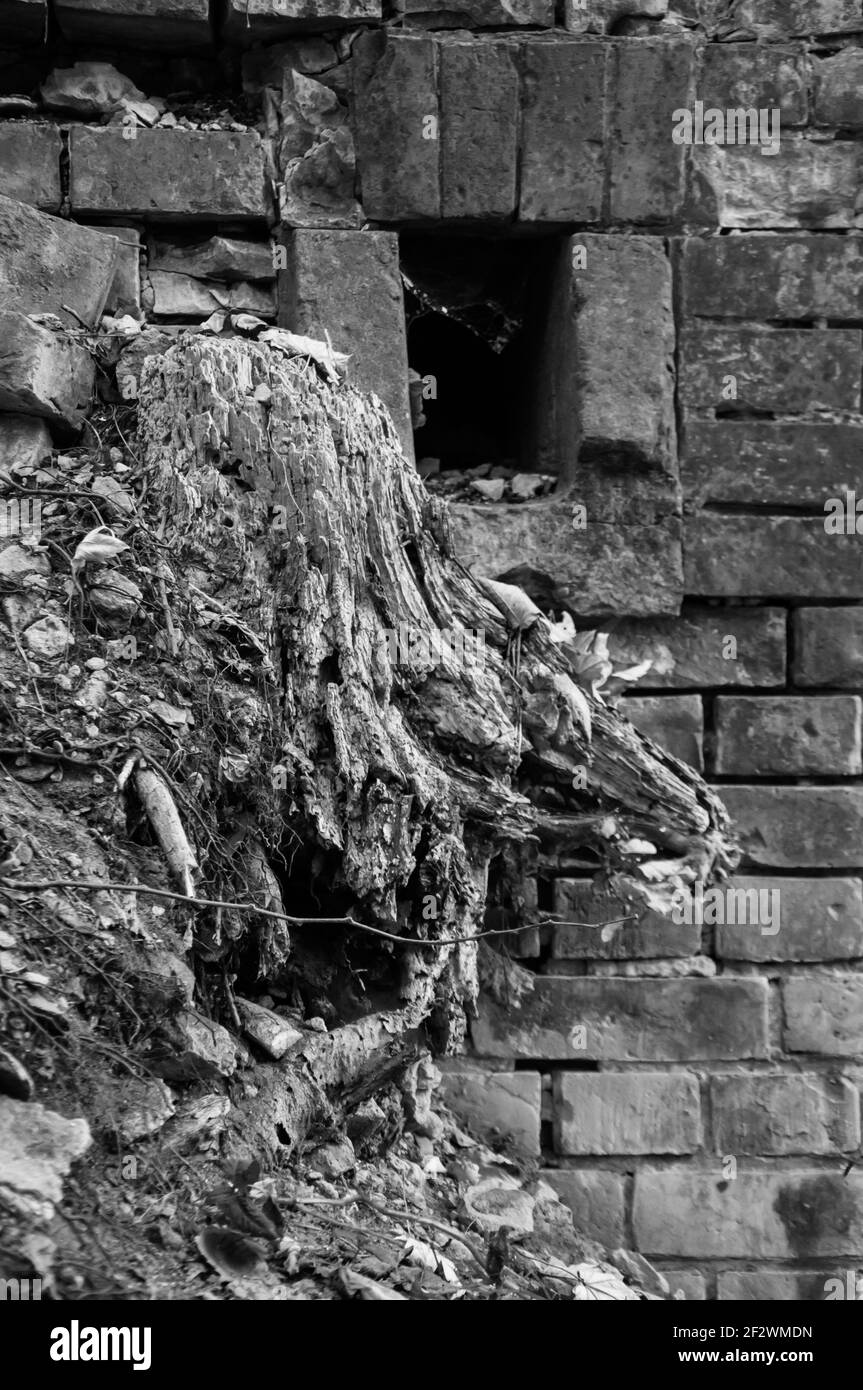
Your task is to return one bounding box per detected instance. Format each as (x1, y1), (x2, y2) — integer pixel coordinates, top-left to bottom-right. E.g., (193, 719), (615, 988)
(55, 0), (212, 46)
(0, 195), (118, 329)
(438, 1065), (541, 1155)
(610, 607), (787, 689)
(679, 326), (862, 414)
(698, 43), (810, 126)
(149, 236), (273, 283)
(690, 138), (863, 229)
(352, 31), (440, 222)
(702, 0), (863, 40)
(440, 37), (519, 221)
(814, 49), (863, 128)
(784, 974), (863, 1055)
(450, 499), (683, 619)
(621, 695), (703, 769)
(0, 311), (94, 431)
(539, 1169), (626, 1248)
(69, 128), (268, 219)
(715, 695), (862, 776)
(718, 1271), (857, 1301)
(277, 229), (413, 459)
(682, 421), (863, 508)
(686, 516), (863, 600)
(149, 271), (275, 318)
(519, 39), (608, 224)
(85, 224), (141, 319)
(710, 1073), (860, 1155)
(718, 786), (863, 869)
(472, 976), (769, 1060)
(634, 1169), (863, 1258)
(716, 877), (863, 962)
(553, 1071), (702, 1154)
(793, 608), (863, 688)
(403, 0), (554, 24)
(679, 234), (863, 321)
(223, 0), (379, 41)
(609, 38), (696, 224)
(0, 125), (62, 213)
(552, 878), (700, 958)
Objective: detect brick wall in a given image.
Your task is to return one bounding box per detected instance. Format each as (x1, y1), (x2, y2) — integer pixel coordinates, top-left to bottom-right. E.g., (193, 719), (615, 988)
(2, 0), (863, 1298)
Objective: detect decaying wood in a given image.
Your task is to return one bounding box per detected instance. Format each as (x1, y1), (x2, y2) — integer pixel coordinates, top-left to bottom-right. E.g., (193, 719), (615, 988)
(132, 333), (736, 1155)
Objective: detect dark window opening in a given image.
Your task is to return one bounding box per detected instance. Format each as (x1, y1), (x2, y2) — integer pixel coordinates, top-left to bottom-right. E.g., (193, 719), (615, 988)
(401, 234), (565, 481)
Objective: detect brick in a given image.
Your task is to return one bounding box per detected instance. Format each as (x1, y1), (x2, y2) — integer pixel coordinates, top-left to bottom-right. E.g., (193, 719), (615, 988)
(665, 1270), (707, 1300)
(438, 1066), (540, 1155)
(0, 196), (119, 330)
(277, 229), (413, 459)
(0, 311), (94, 431)
(699, 43), (809, 126)
(711, 1073), (860, 1155)
(473, 977), (769, 1060)
(610, 607), (786, 690)
(552, 879), (700, 958)
(404, 0), (554, 24)
(634, 1169), (863, 1258)
(553, 1071), (702, 1154)
(149, 236), (273, 283)
(682, 421), (863, 508)
(0, 125), (62, 213)
(679, 327), (862, 414)
(609, 38), (696, 224)
(440, 38), (518, 221)
(717, 877), (863, 962)
(686, 517), (863, 601)
(535, 235), (676, 473)
(679, 235), (863, 322)
(621, 695), (703, 769)
(223, 0), (379, 41)
(85, 225), (141, 319)
(69, 129), (268, 219)
(784, 974), (863, 1056)
(718, 1271), (857, 1301)
(352, 32), (440, 222)
(719, 786), (863, 869)
(0, 0), (44, 41)
(539, 1169), (625, 1248)
(793, 608), (863, 689)
(519, 40), (608, 224)
(715, 696), (862, 776)
(55, 0), (211, 46)
(691, 138), (863, 229)
(814, 49), (863, 128)
(451, 500), (683, 619)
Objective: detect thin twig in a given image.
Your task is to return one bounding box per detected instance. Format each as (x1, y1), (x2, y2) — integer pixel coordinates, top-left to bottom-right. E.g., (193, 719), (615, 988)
(0, 877), (634, 946)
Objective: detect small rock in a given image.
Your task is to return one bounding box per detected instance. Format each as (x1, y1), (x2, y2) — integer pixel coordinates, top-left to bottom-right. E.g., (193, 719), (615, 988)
(463, 1176), (535, 1235)
(0, 544), (50, 579)
(164, 1094), (230, 1148)
(0, 1096), (90, 1221)
(610, 1248), (670, 1298)
(236, 998), (303, 1061)
(470, 478), (506, 502)
(23, 614), (71, 660)
(84, 657), (107, 671)
(73, 671), (109, 711)
(509, 472), (545, 501)
(95, 1076), (175, 1144)
(153, 1008), (237, 1082)
(346, 1099), (387, 1150)
(87, 569), (142, 623)
(308, 1135), (355, 1179)
(40, 62), (149, 118)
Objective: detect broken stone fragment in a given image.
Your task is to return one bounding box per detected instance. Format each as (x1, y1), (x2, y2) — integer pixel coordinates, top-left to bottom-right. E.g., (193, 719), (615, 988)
(86, 568), (143, 624)
(40, 62), (150, 117)
(0, 542), (51, 579)
(236, 997), (303, 1060)
(149, 271), (276, 319)
(152, 1007), (238, 1082)
(308, 1134), (356, 1179)
(0, 195), (120, 330)
(0, 311), (95, 430)
(610, 1247), (670, 1298)
(462, 1175), (535, 1235)
(149, 236), (274, 284)
(163, 1093), (230, 1149)
(280, 126), (362, 229)
(94, 1075), (176, 1143)
(0, 1095), (90, 1222)
(0, 415), (52, 473)
(23, 614), (72, 660)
